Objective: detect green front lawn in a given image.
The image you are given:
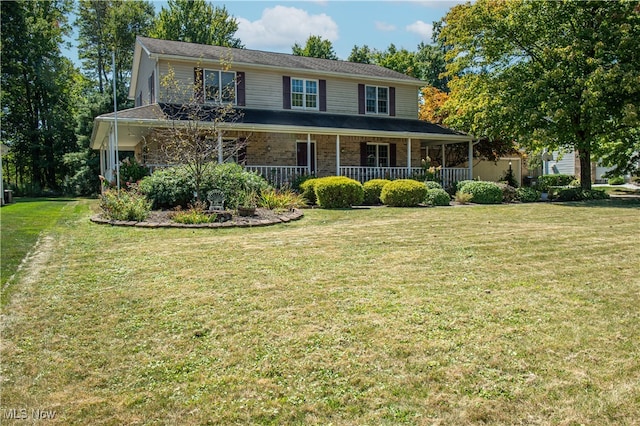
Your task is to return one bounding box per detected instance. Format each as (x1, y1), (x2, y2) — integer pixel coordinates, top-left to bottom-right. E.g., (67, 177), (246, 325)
(2, 198), (639, 424)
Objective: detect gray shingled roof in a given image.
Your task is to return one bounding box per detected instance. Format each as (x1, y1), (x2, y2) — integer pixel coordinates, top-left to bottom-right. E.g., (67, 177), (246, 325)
(137, 36), (423, 83)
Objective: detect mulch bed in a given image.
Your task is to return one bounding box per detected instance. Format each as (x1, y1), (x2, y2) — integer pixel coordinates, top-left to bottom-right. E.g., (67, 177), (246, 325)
(90, 208), (303, 228)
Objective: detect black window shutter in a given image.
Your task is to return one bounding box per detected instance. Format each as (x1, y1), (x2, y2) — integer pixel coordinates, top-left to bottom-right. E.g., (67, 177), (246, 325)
(358, 84), (365, 115)
(283, 76), (291, 109)
(194, 68), (203, 103)
(319, 79), (327, 111)
(389, 87), (396, 116)
(390, 143), (397, 167)
(236, 72), (245, 106)
(360, 142), (368, 166)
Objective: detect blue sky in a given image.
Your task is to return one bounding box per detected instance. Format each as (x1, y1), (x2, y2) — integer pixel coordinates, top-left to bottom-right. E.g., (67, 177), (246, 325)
(64, 1), (465, 64)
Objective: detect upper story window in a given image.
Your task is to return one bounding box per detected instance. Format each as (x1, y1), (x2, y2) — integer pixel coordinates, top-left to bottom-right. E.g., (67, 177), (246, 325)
(291, 78), (318, 110)
(366, 85), (388, 114)
(204, 69), (236, 103)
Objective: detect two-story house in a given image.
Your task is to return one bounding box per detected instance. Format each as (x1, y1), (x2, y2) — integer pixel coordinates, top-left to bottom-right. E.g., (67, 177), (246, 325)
(90, 36), (474, 187)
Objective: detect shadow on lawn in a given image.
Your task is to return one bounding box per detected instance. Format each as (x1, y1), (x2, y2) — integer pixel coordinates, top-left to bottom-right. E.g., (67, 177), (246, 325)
(554, 197), (640, 209)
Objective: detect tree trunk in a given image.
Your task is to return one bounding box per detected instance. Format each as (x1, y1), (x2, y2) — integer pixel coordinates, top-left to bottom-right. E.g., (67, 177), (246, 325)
(577, 148), (592, 190)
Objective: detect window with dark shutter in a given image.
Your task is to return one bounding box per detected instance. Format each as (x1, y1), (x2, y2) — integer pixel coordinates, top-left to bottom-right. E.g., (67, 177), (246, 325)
(194, 68), (204, 103)
(358, 84), (365, 115)
(389, 87), (396, 117)
(390, 143), (397, 167)
(360, 142), (368, 166)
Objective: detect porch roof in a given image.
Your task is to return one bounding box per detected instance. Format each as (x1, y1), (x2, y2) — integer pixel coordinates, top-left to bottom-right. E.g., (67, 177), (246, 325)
(91, 103), (471, 150)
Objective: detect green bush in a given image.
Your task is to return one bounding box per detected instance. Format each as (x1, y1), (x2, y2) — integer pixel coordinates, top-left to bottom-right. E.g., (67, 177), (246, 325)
(456, 180), (475, 192)
(424, 180), (443, 190)
(496, 183), (518, 203)
(291, 173), (316, 192)
(454, 191), (473, 204)
(607, 176), (625, 185)
(171, 202), (217, 224)
(119, 156), (149, 184)
(425, 188), (451, 206)
(299, 178), (318, 205)
(259, 188), (307, 210)
(139, 166), (193, 209)
(363, 179), (391, 205)
(99, 186), (152, 221)
(140, 163), (271, 210)
(536, 174), (575, 192)
(550, 187), (610, 201)
(516, 187), (541, 203)
(380, 179), (428, 207)
(460, 181), (503, 204)
(314, 176), (364, 208)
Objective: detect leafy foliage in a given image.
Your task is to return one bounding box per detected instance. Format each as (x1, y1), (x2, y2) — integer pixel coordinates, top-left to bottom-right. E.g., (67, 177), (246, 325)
(438, 0), (640, 188)
(549, 188), (610, 202)
(292, 35), (338, 60)
(536, 174), (575, 192)
(139, 166), (193, 209)
(259, 188), (307, 210)
(380, 179), (428, 207)
(425, 188), (451, 206)
(496, 183), (517, 203)
(424, 180), (444, 190)
(607, 176), (625, 185)
(151, 0), (243, 47)
(99, 185), (152, 221)
(170, 202), (217, 224)
(454, 191), (473, 204)
(460, 181), (503, 204)
(313, 177), (364, 209)
(516, 187), (541, 203)
(119, 157), (149, 184)
(363, 179), (391, 205)
(299, 178), (318, 205)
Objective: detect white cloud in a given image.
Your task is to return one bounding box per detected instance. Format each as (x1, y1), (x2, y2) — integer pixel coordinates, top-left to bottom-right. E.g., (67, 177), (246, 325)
(236, 6), (339, 52)
(406, 20), (433, 40)
(375, 21), (396, 32)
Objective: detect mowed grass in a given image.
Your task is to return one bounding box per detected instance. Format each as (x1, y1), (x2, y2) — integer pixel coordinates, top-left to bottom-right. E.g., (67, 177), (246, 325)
(1, 198), (639, 424)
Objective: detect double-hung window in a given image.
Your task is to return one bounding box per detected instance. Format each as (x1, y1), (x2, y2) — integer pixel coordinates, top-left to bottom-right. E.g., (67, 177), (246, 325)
(365, 85), (388, 114)
(291, 78), (318, 110)
(366, 143), (389, 167)
(204, 69), (236, 103)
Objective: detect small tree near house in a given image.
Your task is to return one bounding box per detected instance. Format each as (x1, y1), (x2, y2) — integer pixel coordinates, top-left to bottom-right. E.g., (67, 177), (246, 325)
(151, 61), (248, 201)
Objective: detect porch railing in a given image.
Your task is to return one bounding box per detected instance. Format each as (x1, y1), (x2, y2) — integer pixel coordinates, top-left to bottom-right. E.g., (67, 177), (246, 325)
(245, 165), (310, 188)
(438, 168), (471, 189)
(340, 166), (423, 183)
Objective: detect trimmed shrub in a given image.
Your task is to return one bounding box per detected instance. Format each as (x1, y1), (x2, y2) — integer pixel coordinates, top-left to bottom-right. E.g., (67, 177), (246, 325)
(363, 179), (391, 205)
(425, 188), (451, 206)
(299, 178), (318, 205)
(496, 183), (517, 203)
(380, 179), (428, 207)
(550, 187), (610, 201)
(314, 176), (364, 208)
(516, 187), (541, 203)
(456, 180), (475, 192)
(424, 180), (443, 190)
(607, 176), (625, 185)
(99, 186), (151, 221)
(460, 181), (503, 204)
(291, 173), (316, 192)
(207, 163), (271, 209)
(536, 174), (575, 192)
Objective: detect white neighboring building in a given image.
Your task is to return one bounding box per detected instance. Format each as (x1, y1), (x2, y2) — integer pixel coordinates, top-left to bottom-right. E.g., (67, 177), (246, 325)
(543, 150), (627, 183)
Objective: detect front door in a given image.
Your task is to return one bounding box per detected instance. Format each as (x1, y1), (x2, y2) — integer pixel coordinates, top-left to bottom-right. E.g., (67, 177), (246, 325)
(297, 141), (316, 174)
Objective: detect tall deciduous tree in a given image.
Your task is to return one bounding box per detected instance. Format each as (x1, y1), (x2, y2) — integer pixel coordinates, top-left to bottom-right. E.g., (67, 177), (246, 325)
(347, 45), (373, 64)
(76, 0), (155, 93)
(1, 0), (79, 191)
(292, 35), (338, 60)
(438, 0), (640, 188)
(151, 0), (243, 48)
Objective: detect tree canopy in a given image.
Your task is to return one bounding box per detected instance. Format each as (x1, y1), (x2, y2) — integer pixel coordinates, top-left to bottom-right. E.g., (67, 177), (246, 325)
(150, 0), (243, 48)
(437, 0), (640, 187)
(292, 35), (338, 60)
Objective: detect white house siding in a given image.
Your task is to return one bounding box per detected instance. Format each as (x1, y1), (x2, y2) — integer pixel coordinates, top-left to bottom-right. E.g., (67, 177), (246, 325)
(136, 51), (156, 106)
(547, 151), (577, 176)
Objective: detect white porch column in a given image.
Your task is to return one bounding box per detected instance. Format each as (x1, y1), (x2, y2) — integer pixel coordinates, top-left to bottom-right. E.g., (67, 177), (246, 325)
(307, 133), (312, 175)
(217, 131), (223, 163)
(106, 125), (115, 182)
(468, 139), (474, 180)
(407, 138), (412, 175)
(336, 135), (341, 176)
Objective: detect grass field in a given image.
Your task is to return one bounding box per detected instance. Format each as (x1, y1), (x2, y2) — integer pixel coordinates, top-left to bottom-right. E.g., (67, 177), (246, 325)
(1, 198), (639, 424)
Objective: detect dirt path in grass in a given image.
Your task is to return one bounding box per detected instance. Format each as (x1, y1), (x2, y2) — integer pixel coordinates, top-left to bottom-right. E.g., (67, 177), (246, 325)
(2, 234), (56, 299)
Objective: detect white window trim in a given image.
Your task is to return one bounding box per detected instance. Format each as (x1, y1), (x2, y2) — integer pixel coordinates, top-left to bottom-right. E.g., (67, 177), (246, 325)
(291, 78), (319, 111)
(366, 142), (390, 167)
(365, 85), (389, 115)
(203, 69), (237, 104)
